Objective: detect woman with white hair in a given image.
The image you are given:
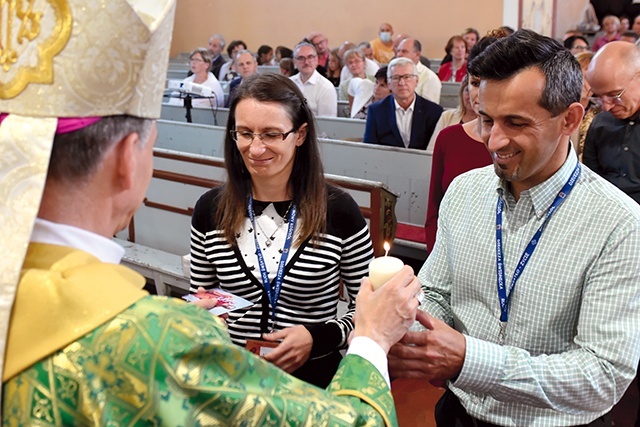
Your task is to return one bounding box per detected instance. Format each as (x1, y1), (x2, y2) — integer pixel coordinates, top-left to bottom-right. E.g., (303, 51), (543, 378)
(592, 15), (621, 51)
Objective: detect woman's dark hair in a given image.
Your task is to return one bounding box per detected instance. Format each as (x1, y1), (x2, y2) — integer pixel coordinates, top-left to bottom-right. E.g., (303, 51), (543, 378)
(227, 40), (247, 57)
(563, 35), (589, 50)
(276, 46), (293, 59)
(445, 35), (467, 55)
(217, 73), (326, 245)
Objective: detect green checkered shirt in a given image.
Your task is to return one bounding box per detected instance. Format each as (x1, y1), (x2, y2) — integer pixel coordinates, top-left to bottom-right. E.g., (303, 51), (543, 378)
(419, 149), (640, 426)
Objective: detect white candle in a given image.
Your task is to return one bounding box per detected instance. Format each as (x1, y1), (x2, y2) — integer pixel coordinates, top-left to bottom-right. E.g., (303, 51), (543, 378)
(368, 242), (404, 290)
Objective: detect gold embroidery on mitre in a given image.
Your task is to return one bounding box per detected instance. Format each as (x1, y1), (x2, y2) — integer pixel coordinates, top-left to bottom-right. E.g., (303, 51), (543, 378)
(0, 0), (71, 99)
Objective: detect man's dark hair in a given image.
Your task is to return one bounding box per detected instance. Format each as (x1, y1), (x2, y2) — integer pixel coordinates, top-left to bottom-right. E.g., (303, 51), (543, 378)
(413, 39), (422, 53)
(375, 66), (388, 82)
(49, 116), (153, 183)
(467, 29), (582, 116)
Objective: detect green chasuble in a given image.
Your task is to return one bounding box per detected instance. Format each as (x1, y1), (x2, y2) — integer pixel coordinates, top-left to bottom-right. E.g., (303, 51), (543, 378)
(2, 243), (397, 426)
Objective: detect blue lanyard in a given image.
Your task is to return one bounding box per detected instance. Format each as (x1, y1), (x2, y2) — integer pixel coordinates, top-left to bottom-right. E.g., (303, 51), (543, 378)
(495, 162), (581, 344)
(248, 196), (297, 328)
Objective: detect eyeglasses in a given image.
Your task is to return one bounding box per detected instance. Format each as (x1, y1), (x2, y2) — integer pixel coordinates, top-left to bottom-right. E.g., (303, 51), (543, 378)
(389, 74), (417, 83)
(313, 38), (327, 46)
(189, 58), (205, 63)
(571, 45), (589, 52)
(588, 88), (626, 107)
(231, 128), (297, 145)
(588, 73), (639, 107)
(294, 54), (317, 62)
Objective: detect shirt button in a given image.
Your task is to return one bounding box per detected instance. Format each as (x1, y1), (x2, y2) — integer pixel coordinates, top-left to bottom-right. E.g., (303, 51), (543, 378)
(631, 121), (635, 126)
(623, 173), (628, 177)
(624, 146), (630, 151)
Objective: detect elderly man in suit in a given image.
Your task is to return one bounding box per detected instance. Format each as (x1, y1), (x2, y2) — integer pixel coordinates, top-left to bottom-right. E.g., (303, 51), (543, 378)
(364, 57), (443, 150)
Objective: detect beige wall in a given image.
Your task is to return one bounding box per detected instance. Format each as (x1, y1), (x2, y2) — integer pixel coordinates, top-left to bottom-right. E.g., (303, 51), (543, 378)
(171, 0), (504, 59)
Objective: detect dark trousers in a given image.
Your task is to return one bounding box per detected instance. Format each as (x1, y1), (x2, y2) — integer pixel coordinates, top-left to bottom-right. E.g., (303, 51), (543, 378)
(435, 389), (612, 427)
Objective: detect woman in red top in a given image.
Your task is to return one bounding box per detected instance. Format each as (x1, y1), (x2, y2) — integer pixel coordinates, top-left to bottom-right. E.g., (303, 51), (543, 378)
(425, 30), (510, 252)
(438, 36), (467, 82)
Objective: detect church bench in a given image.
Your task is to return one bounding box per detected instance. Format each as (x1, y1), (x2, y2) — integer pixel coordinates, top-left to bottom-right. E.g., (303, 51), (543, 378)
(160, 104), (367, 141)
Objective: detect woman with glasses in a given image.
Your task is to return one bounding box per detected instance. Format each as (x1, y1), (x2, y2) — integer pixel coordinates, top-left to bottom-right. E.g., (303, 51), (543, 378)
(189, 73), (374, 388)
(564, 35), (590, 56)
(173, 47), (224, 107)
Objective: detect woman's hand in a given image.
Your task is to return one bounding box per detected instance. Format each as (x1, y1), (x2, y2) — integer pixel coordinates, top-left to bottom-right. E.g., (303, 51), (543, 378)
(262, 325), (313, 373)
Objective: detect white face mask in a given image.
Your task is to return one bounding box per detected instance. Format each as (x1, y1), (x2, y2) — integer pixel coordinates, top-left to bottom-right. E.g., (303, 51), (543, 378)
(380, 31), (392, 43)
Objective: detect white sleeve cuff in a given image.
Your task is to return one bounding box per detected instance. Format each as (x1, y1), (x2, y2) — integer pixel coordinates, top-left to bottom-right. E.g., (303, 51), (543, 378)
(347, 336), (390, 387)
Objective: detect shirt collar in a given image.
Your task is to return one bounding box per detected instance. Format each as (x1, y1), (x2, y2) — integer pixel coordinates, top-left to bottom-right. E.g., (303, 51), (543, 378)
(496, 147), (578, 218)
(297, 69), (319, 85)
(30, 218), (125, 264)
(394, 95), (416, 112)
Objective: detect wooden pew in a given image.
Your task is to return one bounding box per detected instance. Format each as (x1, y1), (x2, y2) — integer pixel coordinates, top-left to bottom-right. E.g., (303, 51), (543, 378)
(154, 120), (430, 260)
(160, 104), (366, 141)
(117, 147), (398, 295)
(440, 82), (460, 109)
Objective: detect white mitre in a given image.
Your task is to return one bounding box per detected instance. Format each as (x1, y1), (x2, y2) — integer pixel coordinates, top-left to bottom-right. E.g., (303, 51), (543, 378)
(0, 0), (176, 406)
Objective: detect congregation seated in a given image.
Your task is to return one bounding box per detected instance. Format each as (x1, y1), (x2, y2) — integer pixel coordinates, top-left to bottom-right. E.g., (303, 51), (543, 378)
(218, 39), (247, 82)
(620, 30), (639, 44)
(308, 32), (330, 68)
(339, 41), (380, 83)
(462, 27), (480, 54)
(348, 66), (391, 119)
(427, 74), (476, 153)
(290, 42), (337, 117)
(424, 30), (507, 252)
(437, 35), (467, 82)
(592, 15), (621, 52)
(225, 49), (258, 107)
(369, 22), (395, 65)
(275, 45), (293, 61)
(208, 33), (227, 79)
(564, 35), (590, 55)
(257, 44), (276, 65)
(168, 47), (224, 108)
(339, 49), (374, 100)
(326, 48), (342, 87)
(363, 57), (443, 150)
(396, 37), (441, 103)
(358, 41), (376, 63)
(279, 57), (295, 76)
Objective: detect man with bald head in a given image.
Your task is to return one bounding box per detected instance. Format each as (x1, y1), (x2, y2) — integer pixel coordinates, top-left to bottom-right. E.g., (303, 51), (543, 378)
(583, 42), (640, 205)
(370, 22), (395, 64)
(396, 37), (441, 104)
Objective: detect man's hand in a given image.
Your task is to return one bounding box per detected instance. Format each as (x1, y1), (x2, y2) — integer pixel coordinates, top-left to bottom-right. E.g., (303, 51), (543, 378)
(352, 265), (421, 353)
(262, 325), (313, 373)
(388, 310), (466, 383)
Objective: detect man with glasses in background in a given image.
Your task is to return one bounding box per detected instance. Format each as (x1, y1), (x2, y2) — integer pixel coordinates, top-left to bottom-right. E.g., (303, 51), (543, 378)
(307, 32), (330, 69)
(364, 57), (442, 149)
(290, 42), (337, 117)
(584, 42), (640, 205)
(584, 42), (640, 425)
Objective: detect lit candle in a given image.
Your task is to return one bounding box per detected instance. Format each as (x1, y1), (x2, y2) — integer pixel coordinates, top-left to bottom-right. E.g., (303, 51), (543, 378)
(368, 242), (404, 290)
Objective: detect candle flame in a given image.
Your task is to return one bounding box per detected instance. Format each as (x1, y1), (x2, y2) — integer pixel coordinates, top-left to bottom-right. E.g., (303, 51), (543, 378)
(383, 241), (390, 256)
